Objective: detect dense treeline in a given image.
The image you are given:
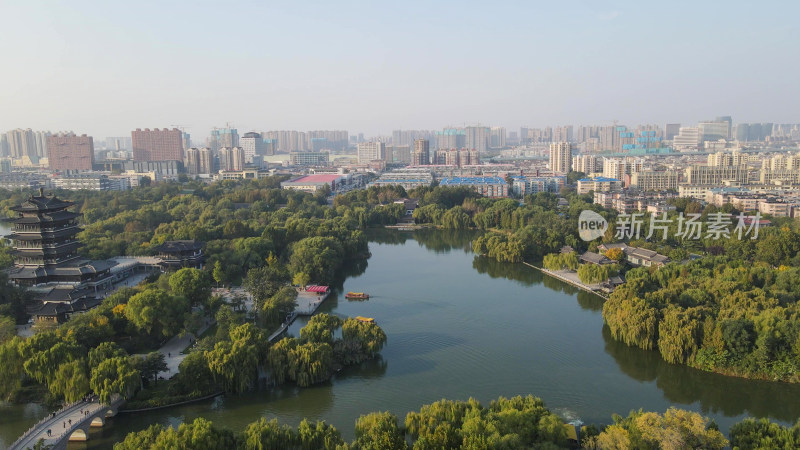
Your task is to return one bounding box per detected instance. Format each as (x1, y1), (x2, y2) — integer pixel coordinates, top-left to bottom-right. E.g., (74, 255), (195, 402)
(0, 179), (403, 407)
(113, 394), (767, 449)
(604, 252), (800, 381)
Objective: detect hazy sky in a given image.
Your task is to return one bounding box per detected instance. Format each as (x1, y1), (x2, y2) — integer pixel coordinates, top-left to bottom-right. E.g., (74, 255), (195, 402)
(1, 0), (798, 140)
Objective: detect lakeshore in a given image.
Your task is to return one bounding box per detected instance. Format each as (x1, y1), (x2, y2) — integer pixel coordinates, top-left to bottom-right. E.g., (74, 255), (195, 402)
(3, 230), (800, 447)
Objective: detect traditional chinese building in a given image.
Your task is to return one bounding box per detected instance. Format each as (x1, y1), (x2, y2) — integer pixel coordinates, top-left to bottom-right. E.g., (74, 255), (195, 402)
(3, 189), (116, 322)
(153, 240), (204, 269)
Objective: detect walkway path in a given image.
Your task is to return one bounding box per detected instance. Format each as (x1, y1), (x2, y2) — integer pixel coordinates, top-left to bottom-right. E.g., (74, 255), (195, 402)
(10, 396), (124, 450)
(135, 318), (215, 378)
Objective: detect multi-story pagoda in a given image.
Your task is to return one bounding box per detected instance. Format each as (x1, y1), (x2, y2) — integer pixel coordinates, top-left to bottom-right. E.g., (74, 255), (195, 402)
(4, 188), (116, 322)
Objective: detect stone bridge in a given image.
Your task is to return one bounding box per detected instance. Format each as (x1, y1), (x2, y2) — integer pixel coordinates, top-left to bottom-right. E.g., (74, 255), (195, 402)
(10, 395), (124, 450)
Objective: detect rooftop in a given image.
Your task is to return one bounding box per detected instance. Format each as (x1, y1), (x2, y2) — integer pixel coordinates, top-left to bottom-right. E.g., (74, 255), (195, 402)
(289, 174), (343, 184)
(440, 176), (506, 185)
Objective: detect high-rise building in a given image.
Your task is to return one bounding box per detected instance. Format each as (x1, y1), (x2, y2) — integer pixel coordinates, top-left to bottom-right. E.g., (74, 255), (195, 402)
(34, 131), (50, 158)
(132, 128), (184, 162)
(552, 126), (573, 143)
(490, 127), (506, 148)
(572, 154), (601, 174)
(104, 137), (132, 151)
(664, 124), (681, 140)
(549, 142), (573, 174)
(0, 133), (9, 157)
(209, 127), (239, 152)
(412, 139), (430, 165)
(357, 142), (386, 163)
(185, 147), (201, 174)
(47, 133), (94, 171)
(602, 157), (643, 181)
(436, 128), (466, 150)
(465, 126), (490, 153)
(199, 147), (214, 174)
(240, 132), (266, 163)
(6, 128), (37, 160)
(699, 121), (730, 142)
(218, 147), (245, 172)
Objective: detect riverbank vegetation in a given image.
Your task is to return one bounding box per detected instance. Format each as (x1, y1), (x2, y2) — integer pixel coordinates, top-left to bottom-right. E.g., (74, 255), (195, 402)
(0, 179), (399, 407)
(111, 394), (747, 449)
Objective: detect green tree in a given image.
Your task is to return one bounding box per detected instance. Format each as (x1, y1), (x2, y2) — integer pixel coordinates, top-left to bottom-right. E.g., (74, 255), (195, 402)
(49, 359), (90, 402)
(88, 342), (127, 368)
(90, 356), (141, 404)
(169, 268), (212, 306)
(242, 417), (297, 449)
(293, 271), (311, 289)
(341, 318), (387, 362)
(205, 323), (264, 392)
(288, 342), (334, 387)
(267, 337), (298, 385)
(213, 260), (225, 287)
(133, 352), (169, 386)
(125, 289), (189, 338)
(354, 411), (407, 450)
(300, 313), (342, 345)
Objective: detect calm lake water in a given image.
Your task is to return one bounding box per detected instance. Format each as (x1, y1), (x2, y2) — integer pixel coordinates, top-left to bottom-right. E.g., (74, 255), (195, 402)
(3, 229), (800, 448)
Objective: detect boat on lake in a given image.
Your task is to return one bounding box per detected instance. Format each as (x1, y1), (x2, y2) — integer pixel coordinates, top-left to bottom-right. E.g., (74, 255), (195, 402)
(346, 292), (370, 299)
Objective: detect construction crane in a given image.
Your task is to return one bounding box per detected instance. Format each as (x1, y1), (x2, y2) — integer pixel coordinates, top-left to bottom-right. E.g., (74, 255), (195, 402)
(170, 124), (192, 132)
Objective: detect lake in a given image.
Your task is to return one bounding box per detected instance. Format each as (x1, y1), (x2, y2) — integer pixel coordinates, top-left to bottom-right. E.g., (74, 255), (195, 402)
(3, 229), (800, 448)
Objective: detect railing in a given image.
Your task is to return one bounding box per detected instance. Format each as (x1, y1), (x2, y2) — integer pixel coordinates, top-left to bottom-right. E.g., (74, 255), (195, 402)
(11, 399), (85, 447)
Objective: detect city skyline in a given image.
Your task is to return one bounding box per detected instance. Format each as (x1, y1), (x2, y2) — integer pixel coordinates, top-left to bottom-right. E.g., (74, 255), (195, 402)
(1, 1), (798, 138)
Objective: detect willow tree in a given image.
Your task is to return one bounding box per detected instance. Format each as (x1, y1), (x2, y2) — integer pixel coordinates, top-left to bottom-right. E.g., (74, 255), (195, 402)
(90, 356), (141, 404)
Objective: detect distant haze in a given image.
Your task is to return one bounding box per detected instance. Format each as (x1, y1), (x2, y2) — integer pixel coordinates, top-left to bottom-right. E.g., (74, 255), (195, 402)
(1, 0), (798, 138)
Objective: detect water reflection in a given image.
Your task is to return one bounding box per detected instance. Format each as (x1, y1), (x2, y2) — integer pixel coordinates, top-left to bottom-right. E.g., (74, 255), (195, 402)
(472, 256), (538, 285)
(412, 228), (478, 254)
(602, 326), (800, 422)
(576, 290), (604, 312)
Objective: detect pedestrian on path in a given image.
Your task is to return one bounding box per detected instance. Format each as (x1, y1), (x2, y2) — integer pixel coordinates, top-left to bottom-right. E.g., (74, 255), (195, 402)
(63, 421), (65, 428)
(168, 352), (171, 357)
(47, 429), (51, 436)
(68, 419), (72, 426)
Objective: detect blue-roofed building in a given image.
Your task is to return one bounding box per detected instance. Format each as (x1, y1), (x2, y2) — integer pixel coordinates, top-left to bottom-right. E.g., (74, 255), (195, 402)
(577, 177), (622, 194)
(439, 176), (508, 198)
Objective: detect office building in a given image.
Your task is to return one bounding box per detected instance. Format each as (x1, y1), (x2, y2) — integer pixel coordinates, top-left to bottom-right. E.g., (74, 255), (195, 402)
(699, 121), (730, 142)
(47, 133), (94, 171)
(132, 128), (184, 162)
(240, 132), (266, 163)
(549, 142), (573, 174)
(672, 127), (700, 151)
(412, 139), (430, 165)
(290, 151), (329, 166)
(664, 123), (681, 140)
(357, 142), (386, 163)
